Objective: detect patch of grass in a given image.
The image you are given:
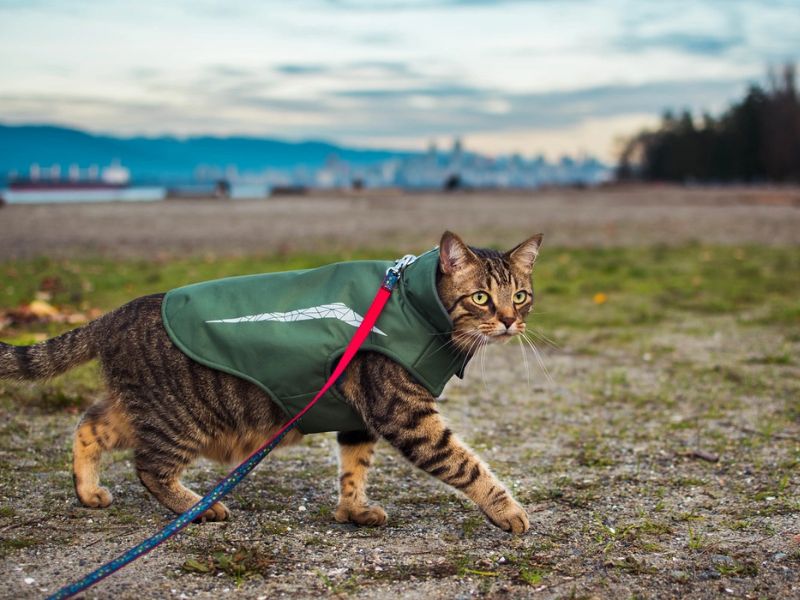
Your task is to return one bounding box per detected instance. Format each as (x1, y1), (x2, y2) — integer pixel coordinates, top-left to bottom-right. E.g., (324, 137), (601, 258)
(0, 536), (39, 558)
(526, 477), (598, 509)
(745, 352), (793, 365)
(363, 561), (459, 583)
(532, 245), (800, 331)
(315, 571), (359, 595)
(687, 527), (708, 551)
(518, 567), (548, 586)
(592, 516), (673, 554)
(675, 511), (704, 523)
(181, 547), (274, 586)
(715, 560), (759, 577)
(575, 443), (615, 468)
(605, 555), (656, 575)
(3, 245), (799, 339)
(303, 535), (331, 547)
(461, 514), (484, 539)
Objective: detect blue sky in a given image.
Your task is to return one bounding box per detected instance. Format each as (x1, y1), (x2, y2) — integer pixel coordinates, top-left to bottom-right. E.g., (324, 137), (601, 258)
(0, 0), (797, 160)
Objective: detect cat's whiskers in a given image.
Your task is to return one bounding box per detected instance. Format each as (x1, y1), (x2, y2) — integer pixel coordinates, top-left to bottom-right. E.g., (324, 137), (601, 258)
(525, 327), (560, 350)
(479, 335), (490, 394)
(520, 331), (554, 386)
(517, 335), (532, 390)
(456, 329), (485, 378)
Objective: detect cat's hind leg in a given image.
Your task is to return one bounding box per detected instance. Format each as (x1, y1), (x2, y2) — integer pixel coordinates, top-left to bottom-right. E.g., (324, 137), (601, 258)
(134, 443), (229, 522)
(334, 430), (387, 526)
(72, 396), (133, 508)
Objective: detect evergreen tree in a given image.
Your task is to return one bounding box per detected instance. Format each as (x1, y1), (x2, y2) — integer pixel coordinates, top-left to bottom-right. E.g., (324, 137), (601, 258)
(617, 63), (800, 183)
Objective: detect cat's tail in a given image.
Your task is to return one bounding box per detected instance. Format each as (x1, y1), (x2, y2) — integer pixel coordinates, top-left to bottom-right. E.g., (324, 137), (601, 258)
(0, 318), (103, 381)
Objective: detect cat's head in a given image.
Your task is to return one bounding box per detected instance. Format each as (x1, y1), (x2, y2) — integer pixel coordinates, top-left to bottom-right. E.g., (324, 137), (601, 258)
(436, 231), (543, 354)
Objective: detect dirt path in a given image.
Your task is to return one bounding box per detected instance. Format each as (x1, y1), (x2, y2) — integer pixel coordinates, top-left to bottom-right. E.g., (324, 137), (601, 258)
(2, 186), (799, 259)
(1, 311), (798, 599)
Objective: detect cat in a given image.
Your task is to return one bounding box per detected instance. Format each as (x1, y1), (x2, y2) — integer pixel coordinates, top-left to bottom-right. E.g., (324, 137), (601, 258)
(0, 230), (542, 534)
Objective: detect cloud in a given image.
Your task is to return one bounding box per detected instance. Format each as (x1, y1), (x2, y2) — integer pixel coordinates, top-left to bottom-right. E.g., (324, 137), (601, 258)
(336, 83), (483, 99)
(275, 64), (330, 76)
(326, 78), (747, 133)
(618, 32), (746, 56)
(275, 61), (414, 77)
(0, 74), (749, 146)
(320, 0), (569, 10)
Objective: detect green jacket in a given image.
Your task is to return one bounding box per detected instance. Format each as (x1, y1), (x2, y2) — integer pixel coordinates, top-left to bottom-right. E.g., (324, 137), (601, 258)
(161, 250), (467, 434)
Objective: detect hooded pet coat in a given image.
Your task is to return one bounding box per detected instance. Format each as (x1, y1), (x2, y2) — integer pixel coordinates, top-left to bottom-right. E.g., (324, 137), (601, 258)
(161, 250), (467, 434)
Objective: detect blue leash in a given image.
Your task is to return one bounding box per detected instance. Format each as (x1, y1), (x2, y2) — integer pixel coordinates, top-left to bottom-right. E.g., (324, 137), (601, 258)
(45, 259), (411, 599)
(47, 424), (297, 600)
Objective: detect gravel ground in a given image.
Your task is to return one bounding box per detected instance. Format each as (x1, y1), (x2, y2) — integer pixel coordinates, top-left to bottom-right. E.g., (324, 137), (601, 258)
(1, 186), (799, 599)
(1, 317), (798, 599)
(1, 186), (799, 259)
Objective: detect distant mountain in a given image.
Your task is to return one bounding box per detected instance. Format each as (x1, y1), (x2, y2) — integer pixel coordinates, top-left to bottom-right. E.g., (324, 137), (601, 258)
(0, 124), (411, 182)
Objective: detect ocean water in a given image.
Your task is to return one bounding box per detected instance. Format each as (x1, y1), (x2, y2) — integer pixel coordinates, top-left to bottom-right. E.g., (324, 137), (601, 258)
(1, 187), (167, 204)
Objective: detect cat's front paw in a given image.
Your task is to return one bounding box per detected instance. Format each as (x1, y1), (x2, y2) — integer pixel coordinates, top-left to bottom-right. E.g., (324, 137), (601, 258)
(334, 503), (388, 527)
(482, 499), (530, 534)
(77, 485), (113, 509)
(193, 501), (230, 523)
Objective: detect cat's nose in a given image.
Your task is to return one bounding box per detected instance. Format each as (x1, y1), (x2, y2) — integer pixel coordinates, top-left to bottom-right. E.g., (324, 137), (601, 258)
(499, 316), (516, 329)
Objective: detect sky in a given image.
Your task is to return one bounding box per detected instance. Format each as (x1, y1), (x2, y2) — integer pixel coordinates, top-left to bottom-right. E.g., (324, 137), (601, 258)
(0, 0), (797, 162)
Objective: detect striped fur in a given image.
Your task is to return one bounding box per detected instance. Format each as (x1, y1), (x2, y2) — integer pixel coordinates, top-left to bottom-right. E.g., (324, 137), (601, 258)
(0, 231), (542, 533)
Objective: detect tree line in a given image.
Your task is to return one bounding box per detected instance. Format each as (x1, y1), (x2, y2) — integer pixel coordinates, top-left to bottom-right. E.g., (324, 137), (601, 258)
(617, 63), (800, 183)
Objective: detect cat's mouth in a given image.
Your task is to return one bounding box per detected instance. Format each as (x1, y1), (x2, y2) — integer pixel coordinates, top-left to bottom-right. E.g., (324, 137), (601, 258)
(484, 330), (520, 343)
(452, 329), (518, 353)
(492, 331), (518, 343)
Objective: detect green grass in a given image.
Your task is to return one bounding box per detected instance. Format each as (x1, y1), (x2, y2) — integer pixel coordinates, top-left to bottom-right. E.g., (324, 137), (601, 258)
(0, 536), (39, 558)
(1, 244), (797, 412)
(2, 244), (798, 329)
(532, 244), (800, 331)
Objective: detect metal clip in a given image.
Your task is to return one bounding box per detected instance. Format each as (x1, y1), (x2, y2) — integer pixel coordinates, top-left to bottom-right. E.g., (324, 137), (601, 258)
(383, 253), (418, 291)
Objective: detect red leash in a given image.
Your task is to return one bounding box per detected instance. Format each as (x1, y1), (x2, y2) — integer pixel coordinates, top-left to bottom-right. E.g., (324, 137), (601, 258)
(47, 256), (415, 599)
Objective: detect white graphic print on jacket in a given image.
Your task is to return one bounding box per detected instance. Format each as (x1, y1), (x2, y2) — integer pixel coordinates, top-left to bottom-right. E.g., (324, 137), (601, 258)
(205, 302), (387, 336)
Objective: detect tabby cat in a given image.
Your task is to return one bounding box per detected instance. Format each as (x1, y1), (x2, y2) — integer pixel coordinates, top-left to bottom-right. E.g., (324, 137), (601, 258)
(0, 231), (542, 534)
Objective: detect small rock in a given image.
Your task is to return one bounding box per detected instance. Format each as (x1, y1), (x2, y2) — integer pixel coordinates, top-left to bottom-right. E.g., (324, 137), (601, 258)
(24, 578), (35, 585)
(772, 552), (787, 562)
(699, 569), (721, 580)
(670, 570), (689, 582)
(711, 554), (734, 566)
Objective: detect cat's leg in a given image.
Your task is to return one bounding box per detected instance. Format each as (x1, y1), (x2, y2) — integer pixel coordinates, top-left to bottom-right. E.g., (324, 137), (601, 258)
(334, 430), (387, 526)
(343, 355), (530, 534)
(72, 396), (133, 508)
(133, 431), (229, 522)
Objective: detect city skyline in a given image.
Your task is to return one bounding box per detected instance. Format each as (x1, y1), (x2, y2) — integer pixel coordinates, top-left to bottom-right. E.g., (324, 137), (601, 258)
(1, 0), (797, 162)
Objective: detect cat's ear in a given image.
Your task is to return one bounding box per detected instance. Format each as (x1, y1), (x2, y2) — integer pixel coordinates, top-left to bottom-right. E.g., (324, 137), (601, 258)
(506, 234), (543, 271)
(439, 231), (478, 274)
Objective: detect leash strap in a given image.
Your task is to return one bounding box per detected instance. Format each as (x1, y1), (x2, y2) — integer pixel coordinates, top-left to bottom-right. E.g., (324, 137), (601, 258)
(47, 257), (414, 600)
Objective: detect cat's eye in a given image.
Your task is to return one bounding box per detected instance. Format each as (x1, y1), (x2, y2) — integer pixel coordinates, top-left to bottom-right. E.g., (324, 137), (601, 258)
(471, 291), (490, 305)
(513, 291), (529, 304)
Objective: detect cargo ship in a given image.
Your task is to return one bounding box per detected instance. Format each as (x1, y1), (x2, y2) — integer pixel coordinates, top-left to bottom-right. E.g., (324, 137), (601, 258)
(1, 160), (165, 204)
